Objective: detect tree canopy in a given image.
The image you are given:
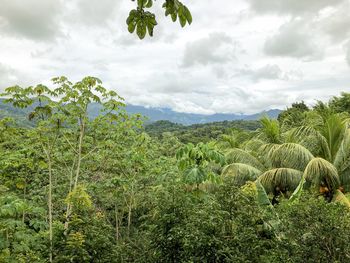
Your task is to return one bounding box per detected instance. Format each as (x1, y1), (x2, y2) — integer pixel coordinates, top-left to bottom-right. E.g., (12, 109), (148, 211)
(2, 80), (350, 262)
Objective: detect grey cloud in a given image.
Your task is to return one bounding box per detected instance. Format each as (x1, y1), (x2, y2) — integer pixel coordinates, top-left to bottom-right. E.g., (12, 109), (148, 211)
(240, 64), (282, 81)
(346, 42), (350, 66)
(238, 64), (303, 82)
(264, 19), (323, 60)
(0, 64), (15, 90)
(181, 32), (234, 67)
(71, 0), (120, 26)
(0, 0), (63, 40)
(321, 3), (350, 43)
(0, 64), (32, 91)
(212, 66), (228, 79)
(146, 71), (212, 94)
(248, 0), (344, 15)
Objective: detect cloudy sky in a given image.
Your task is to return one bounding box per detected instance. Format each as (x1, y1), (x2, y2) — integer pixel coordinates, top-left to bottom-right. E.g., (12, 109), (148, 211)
(0, 0), (350, 114)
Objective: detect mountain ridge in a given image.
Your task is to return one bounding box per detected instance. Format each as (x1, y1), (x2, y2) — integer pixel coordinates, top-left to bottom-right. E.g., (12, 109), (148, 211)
(0, 99), (281, 125)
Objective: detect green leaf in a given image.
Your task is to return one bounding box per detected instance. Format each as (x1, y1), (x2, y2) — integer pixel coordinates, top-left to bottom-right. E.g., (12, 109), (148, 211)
(222, 163), (262, 186)
(289, 175), (306, 202)
(179, 15), (186, 27)
(128, 22), (136, 33)
(258, 168), (302, 195)
(333, 189), (350, 208)
(146, 22), (154, 37)
(137, 0), (144, 8)
(184, 5), (192, 24)
(145, 0), (153, 8)
(171, 13), (177, 22)
(136, 21), (146, 39)
(304, 157), (340, 191)
(256, 181), (272, 207)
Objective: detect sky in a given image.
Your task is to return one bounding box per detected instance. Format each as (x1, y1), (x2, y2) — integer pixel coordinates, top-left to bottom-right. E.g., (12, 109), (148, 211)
(0, 0), (350, 114)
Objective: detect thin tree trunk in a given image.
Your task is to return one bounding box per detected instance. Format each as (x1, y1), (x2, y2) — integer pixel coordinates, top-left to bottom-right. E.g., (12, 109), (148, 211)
(45, 150), (53, 263)
(127, 203), (132, 237)
(22, 177), (26, 224)
(65, 120), (85, 233)
(115, 204), (119, 242)
(64, 157), (76, 232)
(127, 186), (134, 237)
(73, 120), (85, 189)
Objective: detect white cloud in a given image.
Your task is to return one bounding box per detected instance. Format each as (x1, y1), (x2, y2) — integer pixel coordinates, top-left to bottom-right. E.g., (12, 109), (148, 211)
(345, 42), (350, 66)
(0, 0), (63, 40)
(264, 19), (323, 60)
(181, 32), (234, 67)
(0, 0), (349, 114)
(247, 0), (344, 15)
(320, 2), (350, 43)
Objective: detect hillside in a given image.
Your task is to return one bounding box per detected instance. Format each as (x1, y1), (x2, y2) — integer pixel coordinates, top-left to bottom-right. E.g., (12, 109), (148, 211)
(0, 99), (281, 125)
(145, 120), (261, 144)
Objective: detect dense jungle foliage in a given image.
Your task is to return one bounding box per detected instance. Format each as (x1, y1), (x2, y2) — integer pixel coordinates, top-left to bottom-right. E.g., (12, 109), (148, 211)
(145, 120), (261, 144)
(1, 77), (350, 262)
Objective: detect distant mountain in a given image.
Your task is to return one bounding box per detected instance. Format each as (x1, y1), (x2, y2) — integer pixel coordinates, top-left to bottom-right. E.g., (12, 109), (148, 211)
(0, 99), (281, 125)
(124, 105), (281, 125)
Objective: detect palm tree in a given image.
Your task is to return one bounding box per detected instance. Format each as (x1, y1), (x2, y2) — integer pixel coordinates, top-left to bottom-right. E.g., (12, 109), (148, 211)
(221, 113), (350, 202)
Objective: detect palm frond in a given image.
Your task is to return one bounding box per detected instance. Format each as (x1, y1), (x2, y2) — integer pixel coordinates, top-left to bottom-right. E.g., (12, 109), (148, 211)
(268, 143), (314, 171)
(242, 138), (265, 153)
(225, 148), (265, 171)
(289, 175), (306, 202)
(255, 180), (273, 207)
(322, 114), (346, 162)
(291, 125), (331, 160)
(257, 116), (281, 144)
(332, 189), (350, 208)
(257, 168), (303, 195)
(257, 143), (280, 169)
(304, 157), (340, 191)
(333, 128), (350, 190)
(221, 163), (262, 186)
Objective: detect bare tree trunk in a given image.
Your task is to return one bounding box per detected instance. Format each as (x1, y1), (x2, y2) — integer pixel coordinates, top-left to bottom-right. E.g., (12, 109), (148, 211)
(73, 121), (84, 189)
(22, 178), (27, 224)
(64, 157), (76, 233)
(45, 150), (53, 263)
(115, 204), (119, 242)
(127, 203), (132, 237)
(65, 120), (85, 233)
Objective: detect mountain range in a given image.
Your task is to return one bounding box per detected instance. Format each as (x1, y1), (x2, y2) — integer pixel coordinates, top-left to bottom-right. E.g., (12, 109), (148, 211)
(0, 99), (281, 125)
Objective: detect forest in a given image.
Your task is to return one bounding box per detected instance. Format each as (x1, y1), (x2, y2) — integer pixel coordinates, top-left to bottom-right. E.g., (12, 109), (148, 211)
(1, 77), (350, 262)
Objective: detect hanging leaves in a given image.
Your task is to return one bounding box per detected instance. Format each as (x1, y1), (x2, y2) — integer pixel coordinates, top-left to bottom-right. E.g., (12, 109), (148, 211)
(127, 0), (191, 39)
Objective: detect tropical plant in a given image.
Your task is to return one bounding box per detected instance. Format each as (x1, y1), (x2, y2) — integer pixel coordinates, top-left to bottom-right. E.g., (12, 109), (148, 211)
(176, 142), (225, 187)
(127, 0), (192, 39)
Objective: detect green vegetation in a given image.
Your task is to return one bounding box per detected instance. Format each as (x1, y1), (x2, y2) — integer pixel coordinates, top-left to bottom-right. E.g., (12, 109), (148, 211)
(2, 77), (350, 262)
(145, 120), (261, 144)
(127, 0), (192, 39)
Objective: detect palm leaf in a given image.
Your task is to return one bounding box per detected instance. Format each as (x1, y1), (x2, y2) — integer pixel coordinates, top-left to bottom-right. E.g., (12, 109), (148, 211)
(225, 148), (265, 171)
(255, 180), (273, 207)
(304, 157), (340, 191)
(334, 128), (350, 190)
(291, 125), (331, 160)
(242, 138), (265, 153)
(289, 175), (306, 202)
(322, 114), (346, 162)
(332, 190), (350, 208)
(268, 143), (314, 171)
(221, 163), (262, 186)
(257, 168), (303, 195)
(258, 116), (281, 144)
(257, 143), (280, 169)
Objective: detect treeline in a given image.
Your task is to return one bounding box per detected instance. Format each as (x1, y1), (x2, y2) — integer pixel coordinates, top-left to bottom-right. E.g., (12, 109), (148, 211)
(145, 119), (260, 144)
(2, 77), (350, 262)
